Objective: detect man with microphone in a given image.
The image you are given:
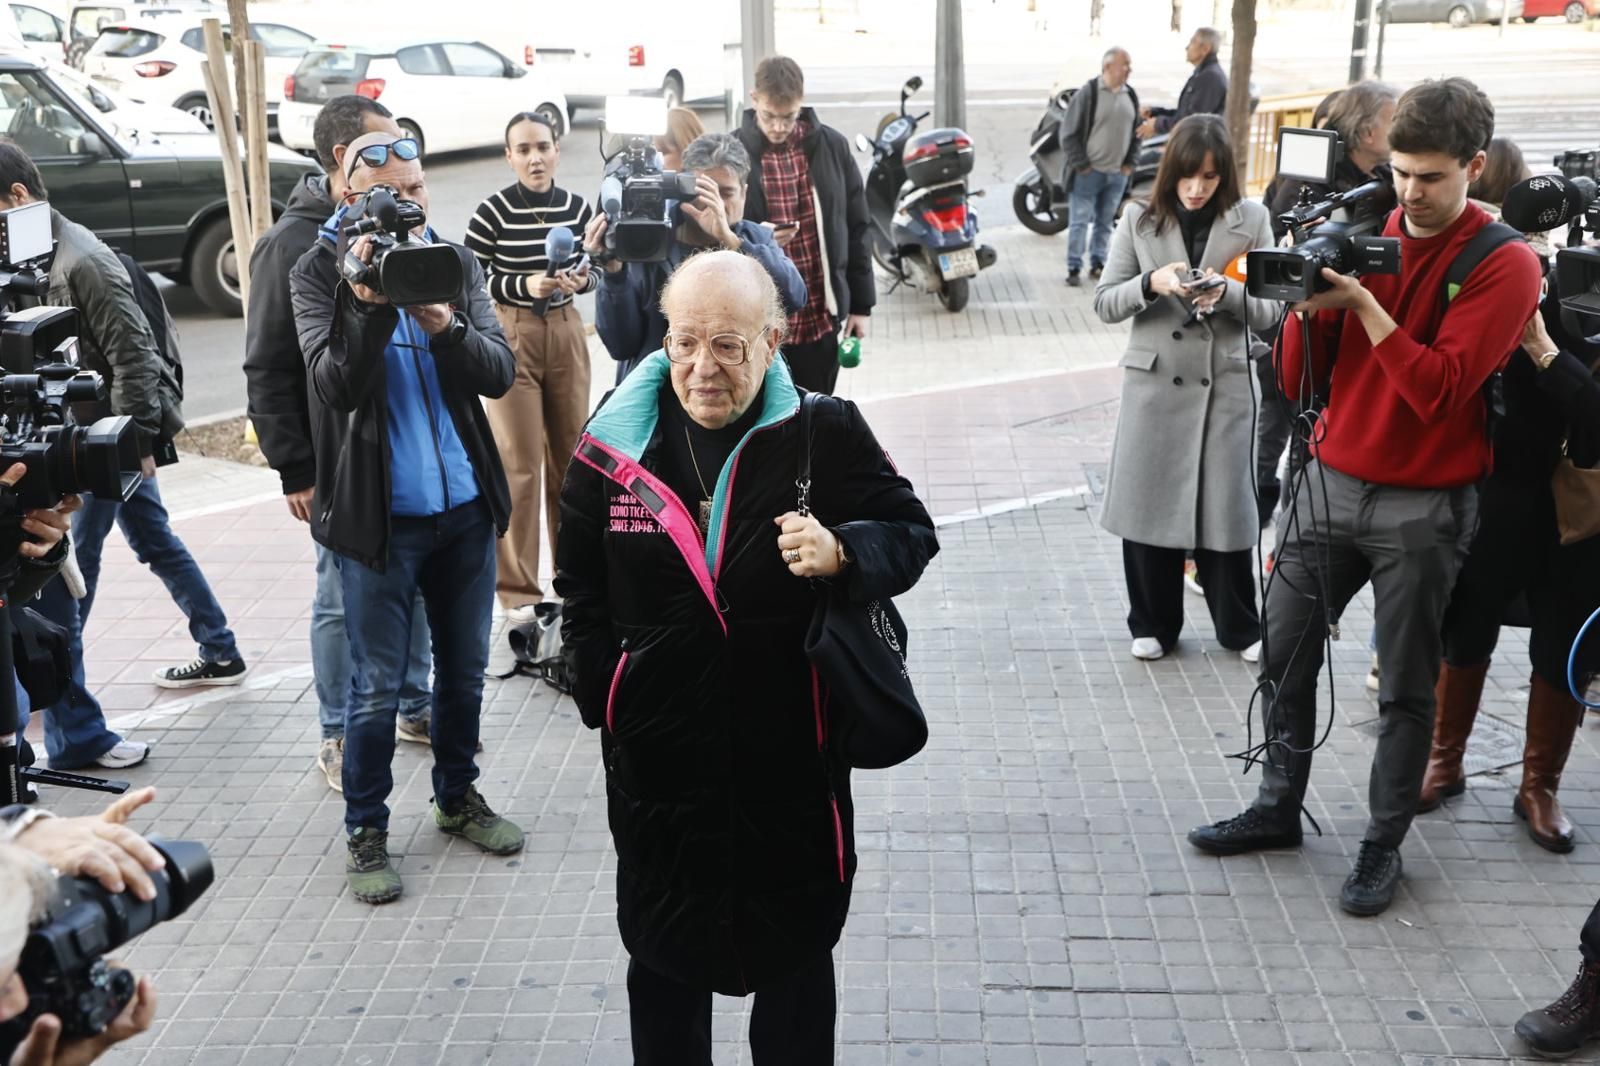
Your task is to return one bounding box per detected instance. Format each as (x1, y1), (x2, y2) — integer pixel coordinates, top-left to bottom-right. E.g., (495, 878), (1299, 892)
(1187, 77), (1543, 918)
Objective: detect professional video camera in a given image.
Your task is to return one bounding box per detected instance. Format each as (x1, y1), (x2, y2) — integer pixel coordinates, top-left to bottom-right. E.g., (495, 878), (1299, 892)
(1, 837), (212, 1043)
(1554, 147), (1598, 183)
(339, 184), (463, 306)
(592, 96), (700, 264)
(1502, 170), (1600, 339)
(1247, 127), (1402, 303)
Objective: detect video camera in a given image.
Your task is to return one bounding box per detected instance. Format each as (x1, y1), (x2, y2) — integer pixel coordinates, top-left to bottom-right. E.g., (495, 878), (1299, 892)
(4, 836), (212, 1042)
(1247, 127), (1402, 303)
(1555, 147), (1598, 183)
(592, 96), (699, 264)
(339, 184), (462, 306)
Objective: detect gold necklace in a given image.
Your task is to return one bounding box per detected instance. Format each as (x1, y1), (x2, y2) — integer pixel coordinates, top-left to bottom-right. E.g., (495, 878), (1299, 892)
(684, 427), (714, 533)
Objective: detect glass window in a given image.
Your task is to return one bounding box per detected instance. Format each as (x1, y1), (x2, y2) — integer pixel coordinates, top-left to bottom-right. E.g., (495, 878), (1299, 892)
(251, 23), (313, 59)
(0, 71), (93, 158)
(441, 42), (506, 78)
(70, 5), (122, 39)
(95, 28), (162, 57)
(296, 49), (369, 78)
(395, 44), (444, 76)
(11, 5), (64, 43)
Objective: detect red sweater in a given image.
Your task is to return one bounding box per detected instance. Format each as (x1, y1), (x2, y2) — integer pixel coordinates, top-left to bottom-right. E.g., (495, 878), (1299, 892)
(1276, 202), (1542, 488)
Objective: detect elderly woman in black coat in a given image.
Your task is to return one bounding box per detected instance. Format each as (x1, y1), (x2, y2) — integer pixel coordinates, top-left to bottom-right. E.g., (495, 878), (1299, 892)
(554, 250), (937, 1064)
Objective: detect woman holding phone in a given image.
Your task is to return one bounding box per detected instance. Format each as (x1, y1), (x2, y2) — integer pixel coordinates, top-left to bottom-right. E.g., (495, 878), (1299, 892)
(1093, 115), (1277, 662)
(465, 111), (597, 626)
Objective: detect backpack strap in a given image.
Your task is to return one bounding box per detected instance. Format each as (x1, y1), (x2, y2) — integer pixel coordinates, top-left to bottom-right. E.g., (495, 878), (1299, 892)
(1441, 221), (1523, 308)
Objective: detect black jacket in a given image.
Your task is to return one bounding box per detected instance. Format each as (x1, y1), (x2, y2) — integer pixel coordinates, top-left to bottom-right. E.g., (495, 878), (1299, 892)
(735, 108), (875, 322)
(554, 355), (937, 994)
(244, 174), (334, 496)
(1060, 76), (1142, 174)
(1152, 53), (1228, 135)
(288, 234), (515, 571)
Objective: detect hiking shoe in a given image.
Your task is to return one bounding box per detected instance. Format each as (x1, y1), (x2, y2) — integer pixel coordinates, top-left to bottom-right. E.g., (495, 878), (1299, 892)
(1188, 807), (1302, 856)
(1516, 960), (1600, 1059)
(397, 713), (483, 752)
(1065, 269), (1082, 287)
(346, 827), (402, 904)
(92, 740), (149, 770)
(433, 787), (524, 855)
(154, 657), (247, 689)
(317, 738), (343, 793)
(1340, 841), (1402, 916)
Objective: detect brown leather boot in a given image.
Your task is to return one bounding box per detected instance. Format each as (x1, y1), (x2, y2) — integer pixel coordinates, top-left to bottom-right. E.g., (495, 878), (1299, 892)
(1515, 673), (1584, 853)
(1417, 659), (1490, 813)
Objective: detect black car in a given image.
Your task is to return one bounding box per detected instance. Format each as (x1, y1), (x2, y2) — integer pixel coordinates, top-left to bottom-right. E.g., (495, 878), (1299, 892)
(0, 51), (315, 315)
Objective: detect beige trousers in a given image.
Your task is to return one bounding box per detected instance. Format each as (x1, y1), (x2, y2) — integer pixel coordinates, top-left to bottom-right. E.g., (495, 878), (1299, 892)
(484, 301), (591, 607)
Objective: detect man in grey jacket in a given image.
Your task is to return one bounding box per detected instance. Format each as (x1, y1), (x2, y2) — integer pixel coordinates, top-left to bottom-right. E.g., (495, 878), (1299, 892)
(1060, 48), (1141, 287)
(0, 140), (245, 773)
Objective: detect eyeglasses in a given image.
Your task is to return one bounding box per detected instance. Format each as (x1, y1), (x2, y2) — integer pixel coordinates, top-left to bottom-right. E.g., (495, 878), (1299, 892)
(349, 137), (420, 175)
(757, 108), (802, 128)
(663, 328), (767, 366)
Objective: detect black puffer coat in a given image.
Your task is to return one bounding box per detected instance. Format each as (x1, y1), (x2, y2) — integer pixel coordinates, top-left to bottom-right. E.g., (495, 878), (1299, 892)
(554, 354), (937, 994)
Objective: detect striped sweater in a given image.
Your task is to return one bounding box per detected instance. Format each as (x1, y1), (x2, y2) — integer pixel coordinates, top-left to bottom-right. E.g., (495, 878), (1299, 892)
(464, 183), (598, 309)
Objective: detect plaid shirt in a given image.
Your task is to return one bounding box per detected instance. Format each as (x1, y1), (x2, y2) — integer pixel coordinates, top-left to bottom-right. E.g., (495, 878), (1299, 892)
(759, 121), (835, 345)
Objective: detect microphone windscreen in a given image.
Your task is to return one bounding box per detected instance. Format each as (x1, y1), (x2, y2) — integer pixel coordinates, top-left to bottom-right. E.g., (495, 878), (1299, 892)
(1502, 173), (1584, 233)
(546, 226), (575, 263)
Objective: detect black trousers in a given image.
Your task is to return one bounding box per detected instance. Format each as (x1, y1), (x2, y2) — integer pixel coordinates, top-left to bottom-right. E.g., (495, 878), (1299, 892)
(783, 334), (841, 395)
(1122, 540), (1260, 652)
(1581, 898), (1600, 963)
(627, 951), (837, 1066)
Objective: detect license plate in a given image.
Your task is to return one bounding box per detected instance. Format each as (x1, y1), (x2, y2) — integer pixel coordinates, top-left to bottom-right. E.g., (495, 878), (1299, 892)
(938, 248), (978, 280)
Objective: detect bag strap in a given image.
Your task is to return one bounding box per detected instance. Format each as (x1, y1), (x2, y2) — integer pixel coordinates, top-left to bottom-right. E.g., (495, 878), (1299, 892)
(1441, 221), (1523, 309)
(796, 391), (819, 517)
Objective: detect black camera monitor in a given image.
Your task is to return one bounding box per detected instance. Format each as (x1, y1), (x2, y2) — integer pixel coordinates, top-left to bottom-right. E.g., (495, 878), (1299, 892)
(0, 201), (53, 267)
(1276, 127), (1341, 186)
(1557, 246), (1600, 337)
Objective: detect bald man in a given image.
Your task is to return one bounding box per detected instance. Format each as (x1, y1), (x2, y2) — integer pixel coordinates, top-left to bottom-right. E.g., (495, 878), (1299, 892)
(1060, 47), (1142, 285)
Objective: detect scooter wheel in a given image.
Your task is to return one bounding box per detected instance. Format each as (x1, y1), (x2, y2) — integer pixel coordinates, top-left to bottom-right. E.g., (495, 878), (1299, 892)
(1013, 182), (1069, 235)
(938, 277), (970, 312)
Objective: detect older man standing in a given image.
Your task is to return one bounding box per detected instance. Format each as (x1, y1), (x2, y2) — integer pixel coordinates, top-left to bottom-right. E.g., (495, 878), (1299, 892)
(555, 251), (937, 1064)
(1139, 27), (1228, 139)
(1060, 47), (1141, 287)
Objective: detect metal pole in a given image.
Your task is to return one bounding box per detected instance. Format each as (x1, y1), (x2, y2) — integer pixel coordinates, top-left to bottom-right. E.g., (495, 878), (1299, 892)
(1373, 0), (1389, 78)
(1348, 0), (1372, 82)
(735, 0), (775, 129)
(935, 0), (965, 130)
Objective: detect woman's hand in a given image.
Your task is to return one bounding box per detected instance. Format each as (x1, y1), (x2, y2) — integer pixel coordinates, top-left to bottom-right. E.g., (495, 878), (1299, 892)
(527, 275), (563, 299)
(1148, 262), (1191, 298)
(773, 512), (842, 578)
(1190, 269), (1226, 313)
(1522, 307), (1557, 363)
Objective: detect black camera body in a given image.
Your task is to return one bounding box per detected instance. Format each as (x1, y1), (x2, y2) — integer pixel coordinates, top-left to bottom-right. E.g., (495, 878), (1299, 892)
(1247, 127), (1402, 303)
(0, 204), (144, 510)
(340, 184), (463, 306)
(596, 136), (701, 264)
(8, 837), (212, 1041)
(1555, 147), (1598, 183)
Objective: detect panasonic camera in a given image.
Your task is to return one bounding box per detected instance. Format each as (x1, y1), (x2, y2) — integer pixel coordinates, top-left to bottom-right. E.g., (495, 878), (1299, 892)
(339, 184), (462, 306)
(0, 201), (144, 510)
(1247, 127), (1402, 303)
(2, 837), (212, 1043)
(592, 96), (700, 264)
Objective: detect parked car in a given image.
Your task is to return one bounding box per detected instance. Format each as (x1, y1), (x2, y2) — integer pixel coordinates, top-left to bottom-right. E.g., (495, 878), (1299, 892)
(80, 12), (314, 128)
(0, 50), (316, 314)
(279, 35), (569, 155)
(1, 2), (69, 63)
(1520, 0), (1597, 19)
(517, 14), (733, 116)
(64, 0), (210, 68)
(0, 43), (206, 134)
(1381, 0), (1525, 26)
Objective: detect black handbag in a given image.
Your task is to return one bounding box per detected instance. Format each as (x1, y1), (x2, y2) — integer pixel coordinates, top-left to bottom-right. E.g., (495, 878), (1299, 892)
(796, 393), (927, 770)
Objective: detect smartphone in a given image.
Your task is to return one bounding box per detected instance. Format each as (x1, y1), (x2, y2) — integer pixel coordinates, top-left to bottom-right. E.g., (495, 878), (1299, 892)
(772, 220), (800, 232)
(1181, 269), (1227, 293)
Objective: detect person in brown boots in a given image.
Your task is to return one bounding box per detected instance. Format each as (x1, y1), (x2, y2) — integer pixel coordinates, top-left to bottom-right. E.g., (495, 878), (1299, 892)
(1420, 269), (1600, 852)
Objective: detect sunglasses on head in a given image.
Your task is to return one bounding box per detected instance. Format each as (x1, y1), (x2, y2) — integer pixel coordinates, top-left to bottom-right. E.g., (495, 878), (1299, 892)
(350, 137), (420, 174)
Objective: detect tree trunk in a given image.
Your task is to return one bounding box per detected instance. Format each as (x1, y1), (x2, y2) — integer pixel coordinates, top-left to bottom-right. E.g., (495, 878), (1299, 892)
(1225, 0), (1259, 180)
(1171, 0), (1184, 32)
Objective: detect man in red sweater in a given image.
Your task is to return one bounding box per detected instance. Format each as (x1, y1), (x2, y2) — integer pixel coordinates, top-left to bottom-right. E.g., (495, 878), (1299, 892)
(1188, 78), (1542, 916)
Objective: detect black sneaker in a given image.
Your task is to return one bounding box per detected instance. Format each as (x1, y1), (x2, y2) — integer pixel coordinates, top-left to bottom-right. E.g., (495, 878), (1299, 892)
(154, 657), (248, 689)
(1187, 807), (1302, 856)
(1090, 261), (1105, 278)
(1516, 960), (1600, 1058)
(1065, 269), (1082, 287)
(1340, 841), (1402, 916)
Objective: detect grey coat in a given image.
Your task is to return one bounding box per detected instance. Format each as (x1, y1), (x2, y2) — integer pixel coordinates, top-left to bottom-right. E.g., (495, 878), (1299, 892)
(1092, 198), (1277, 552)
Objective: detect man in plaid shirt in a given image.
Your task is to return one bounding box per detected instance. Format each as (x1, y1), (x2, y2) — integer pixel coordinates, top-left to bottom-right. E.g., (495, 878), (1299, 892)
(735, 56), (874, 395)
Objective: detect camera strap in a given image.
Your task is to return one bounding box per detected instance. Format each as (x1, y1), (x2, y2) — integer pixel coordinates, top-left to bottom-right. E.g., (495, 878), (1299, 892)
(1439, 221), (1526, 446)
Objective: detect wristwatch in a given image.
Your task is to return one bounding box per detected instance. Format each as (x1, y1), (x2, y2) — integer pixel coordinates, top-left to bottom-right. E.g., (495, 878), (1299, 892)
(1533, 348), (1561, 371)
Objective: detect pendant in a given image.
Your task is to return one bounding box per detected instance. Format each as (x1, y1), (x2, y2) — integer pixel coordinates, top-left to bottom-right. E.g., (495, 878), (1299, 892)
(698, 499), (712, 533)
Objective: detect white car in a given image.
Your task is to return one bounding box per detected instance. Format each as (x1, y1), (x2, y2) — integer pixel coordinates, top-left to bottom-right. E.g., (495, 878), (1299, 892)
(516, 15), (735, 116)
(80, 12), (315, 128)
(19, 46), (206, 134)
(278, 35), (569, 156)
(1, 2), (69, 64)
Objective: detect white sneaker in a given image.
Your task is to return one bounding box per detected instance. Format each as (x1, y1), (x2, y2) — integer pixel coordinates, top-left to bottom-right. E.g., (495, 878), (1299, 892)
(93, 740), (149, 770)
(318, 737), (344, 793)
(1131, 637), (1165, 660)
(505, 603), (542, 627)
(1183, 560), (1204, 596)
(1240, 640), (1262, 664)
(1366, 654), (1381, 693)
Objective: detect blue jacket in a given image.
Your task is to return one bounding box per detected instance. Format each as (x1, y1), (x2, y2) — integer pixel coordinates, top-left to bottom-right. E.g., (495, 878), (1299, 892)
(595, 217), (808, 382)
(315, 208), (478, 517)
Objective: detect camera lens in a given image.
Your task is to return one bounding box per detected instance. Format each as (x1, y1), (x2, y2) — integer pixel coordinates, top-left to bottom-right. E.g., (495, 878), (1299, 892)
(1281, 260), (1304, 285)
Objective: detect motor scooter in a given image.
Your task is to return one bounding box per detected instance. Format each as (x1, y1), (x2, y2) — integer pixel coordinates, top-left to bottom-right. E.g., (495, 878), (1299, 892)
(1011, 85), (1164, 235)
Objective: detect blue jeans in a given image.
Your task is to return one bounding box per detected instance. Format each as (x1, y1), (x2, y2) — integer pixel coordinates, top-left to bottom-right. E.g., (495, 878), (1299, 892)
(74, 476), (240, 662)
(33, 576), (121, 769)
(1066, 168), (1129, 272)
(313, 544), (431, 739)
(338, 500), (495, 833)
